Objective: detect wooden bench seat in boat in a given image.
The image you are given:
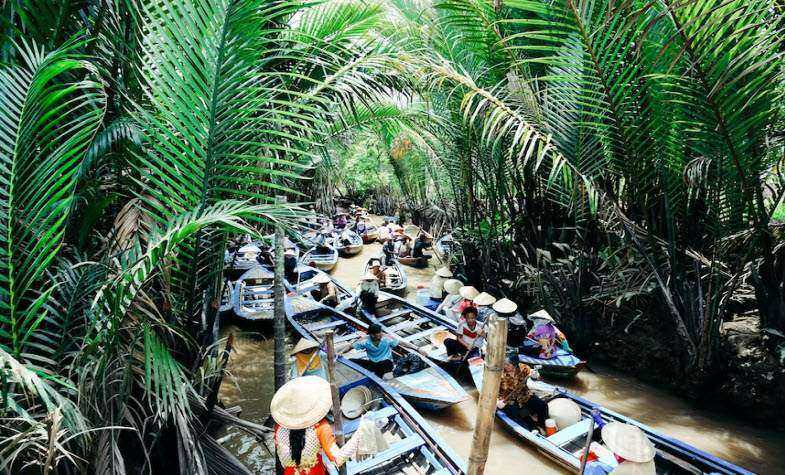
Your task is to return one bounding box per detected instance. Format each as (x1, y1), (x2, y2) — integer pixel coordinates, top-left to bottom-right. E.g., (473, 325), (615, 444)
(306, 319), (347, 332)
(347, 434), (425, 473)
(403, 327), (441, 343)
(547, 418), (592, 447)
(385, 317), (430, 333)
(377, 309), (413, 323)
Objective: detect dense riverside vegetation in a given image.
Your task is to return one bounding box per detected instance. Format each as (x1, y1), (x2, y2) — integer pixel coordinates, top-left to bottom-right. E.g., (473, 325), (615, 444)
(1, 0), (783, 472)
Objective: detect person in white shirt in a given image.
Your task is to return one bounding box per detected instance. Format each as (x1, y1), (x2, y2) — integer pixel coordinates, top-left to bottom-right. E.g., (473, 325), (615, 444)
(436, 279), (464, 321)
(444, 307), (485, 360)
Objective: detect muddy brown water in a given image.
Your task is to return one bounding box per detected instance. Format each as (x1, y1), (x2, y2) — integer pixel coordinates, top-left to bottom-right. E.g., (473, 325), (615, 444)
(218, 222), (785, 474)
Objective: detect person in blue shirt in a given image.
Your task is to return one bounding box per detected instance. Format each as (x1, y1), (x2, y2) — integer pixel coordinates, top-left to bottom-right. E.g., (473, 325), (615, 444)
(350, 323), (422, 378)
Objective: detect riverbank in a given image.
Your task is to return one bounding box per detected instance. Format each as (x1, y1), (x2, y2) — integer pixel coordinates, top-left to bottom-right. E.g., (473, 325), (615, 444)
(217, 220), (785, 474)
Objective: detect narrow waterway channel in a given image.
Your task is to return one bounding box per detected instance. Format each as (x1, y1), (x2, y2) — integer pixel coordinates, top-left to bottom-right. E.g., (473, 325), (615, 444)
(218, 221), (785, 474)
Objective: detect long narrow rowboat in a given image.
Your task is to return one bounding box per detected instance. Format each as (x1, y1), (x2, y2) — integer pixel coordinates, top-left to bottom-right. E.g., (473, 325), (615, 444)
(230, 243), (262, 272)
(334, 229), (364, 256)
(323, 357), (465, 474)
(300, 244), (339, 272)
(286, 265), (356, 311)
(518, 339), (586, 378)
(232, 265), (274, 322)
(396, 255), (430, 268)
(467, 358), (752, 475)
(350, 223), (379, 244)
(286, 297), (468, 411)
(357, 292), (458, 366)
(364, 259), (407, 295)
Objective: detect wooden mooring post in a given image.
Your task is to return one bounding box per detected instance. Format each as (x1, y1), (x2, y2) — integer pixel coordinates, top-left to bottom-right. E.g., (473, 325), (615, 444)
(273, 195), (287, 391)
(467, 314), (507, 475)
(325, 330), (347, 475)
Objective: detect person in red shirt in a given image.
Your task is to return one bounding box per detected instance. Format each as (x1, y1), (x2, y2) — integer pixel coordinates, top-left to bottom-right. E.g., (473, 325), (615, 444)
(444, 306), (484, 360)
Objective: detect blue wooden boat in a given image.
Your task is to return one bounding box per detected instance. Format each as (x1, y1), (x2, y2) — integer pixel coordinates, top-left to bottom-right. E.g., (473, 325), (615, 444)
(286, 265), (356, 311)
(364, 258), (407, 295)
(286, 297), (468, 412)
(357, 292), (458, 366)
(434, 234), (456, 259)
(334, 229), (363, 256)
(230, 243), (263, 272)
(231, 265), (274, 322)
(349, 221), (379, 243)
(300, 237), (339, 272)
(518, 338), (586, 378)
(467, 357), (752, 475)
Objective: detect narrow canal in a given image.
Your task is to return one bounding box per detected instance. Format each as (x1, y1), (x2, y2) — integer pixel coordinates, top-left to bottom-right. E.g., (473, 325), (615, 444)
(218, 221), (785, 474)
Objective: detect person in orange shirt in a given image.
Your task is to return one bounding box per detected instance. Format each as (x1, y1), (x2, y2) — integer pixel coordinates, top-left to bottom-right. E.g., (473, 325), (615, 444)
(272, 376), (362, 475)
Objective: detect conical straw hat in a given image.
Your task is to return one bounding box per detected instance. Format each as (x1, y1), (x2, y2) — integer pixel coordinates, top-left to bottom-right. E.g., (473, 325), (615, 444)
(290, 338), (319, 355)
(436, 267), (453, 277)
(492, 298), (517, 314)
(611, 460), (656, 475)
(602, 422), (655, 463)
(443, 279), (463, 295)
(529, 309), (555, 322)
(270, 376), (332, 429)
(547, 397), (582, 430)
(313, 273), (331, 284)
(459, 286), (479, 300)
(473, 292), (497, 306)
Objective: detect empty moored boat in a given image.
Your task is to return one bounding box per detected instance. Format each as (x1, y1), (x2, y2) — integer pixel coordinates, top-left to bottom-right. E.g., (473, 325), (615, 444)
(286, 297), (468, 412)
(434, 234), (456, 259)
(467, 357), (752, 475)
(365, 259), (407, 294)
(232, 265), (274, 322)
(286, 265), (355, 310)
(334, 229), (364, 256)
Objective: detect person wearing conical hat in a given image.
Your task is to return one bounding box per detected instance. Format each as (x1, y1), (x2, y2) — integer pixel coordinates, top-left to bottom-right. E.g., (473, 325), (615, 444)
(472, 291), (497, 322)
(284, 248), (299, 284)
(289, 338), (328, 380)
(526, 309), (572, 358)
(494, 298), (529, 347)
(272, 376), (364, 474)
(436, 279), (464, 321)
(581, 422), (656, 475)
(497, 354), (549, 432)
(311, 273), (338, 308)
(366, 258), (387, 288)
(429, 266), (453, 300)
(356, 272), (380, 316)
(455, 285), (479, 314)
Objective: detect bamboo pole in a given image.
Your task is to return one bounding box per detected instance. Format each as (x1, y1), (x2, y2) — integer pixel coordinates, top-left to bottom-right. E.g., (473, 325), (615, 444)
(325, 331), (347, 475)
(273, 195), (287, 391)
(467, 314), (507, 475)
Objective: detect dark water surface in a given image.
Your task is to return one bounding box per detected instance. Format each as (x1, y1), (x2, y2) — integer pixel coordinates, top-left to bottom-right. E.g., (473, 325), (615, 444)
(218, 221), (785, 474)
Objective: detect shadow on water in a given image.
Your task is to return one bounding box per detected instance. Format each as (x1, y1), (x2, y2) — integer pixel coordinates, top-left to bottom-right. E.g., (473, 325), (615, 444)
(218, 217), (785, 474)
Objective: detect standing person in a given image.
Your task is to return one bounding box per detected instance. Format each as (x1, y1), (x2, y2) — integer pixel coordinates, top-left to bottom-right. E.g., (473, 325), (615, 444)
(429, 267), (453, 300)
(381, 238), (396, 265)
(472, 292), (497, 322)
(497, 356), (549, 431)
(436, 279), (464, 321)
(271, 376), (364, 474)
(289, 338), (327, 379)
(356, 273), (380, 316)
(444, 307), (484, 360)
(311, 273), (338, 307)
(455, 285), (479, 313)
(350, 323), (420, 377)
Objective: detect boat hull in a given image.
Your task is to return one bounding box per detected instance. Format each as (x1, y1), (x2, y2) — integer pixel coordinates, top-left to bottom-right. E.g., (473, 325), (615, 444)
(300, 248), (339, 272)
(397, 256), (430, 268)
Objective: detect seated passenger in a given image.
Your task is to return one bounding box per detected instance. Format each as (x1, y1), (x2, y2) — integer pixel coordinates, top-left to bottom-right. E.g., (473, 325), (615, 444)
(311, 273), (338, 307)
(436, 279), (464, 321)
(444, 307), (484, 361)
(497, 357), (549, 431)
(289, 338), (327, 379)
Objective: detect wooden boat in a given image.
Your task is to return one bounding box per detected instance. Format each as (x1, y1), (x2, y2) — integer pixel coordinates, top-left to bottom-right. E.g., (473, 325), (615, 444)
(518, 338), (586, 378)
(349, 222), (379, 244)
(357, 291), (458, 366)
(468, 358), (752, 475)
(230, 243), (263, 271)
(434, 234), (456, 259)
(286, 265), (356, 311)
(231, 265), (274, 322)
(396, 255), (430, 268)
(300, 242), (339, 272)
(261, 234), (300, 259)
(364, 259), (407, 295)
(219, 279), (234, 314)
(334, 229), (363, 256)
(286, 297), (469, 412)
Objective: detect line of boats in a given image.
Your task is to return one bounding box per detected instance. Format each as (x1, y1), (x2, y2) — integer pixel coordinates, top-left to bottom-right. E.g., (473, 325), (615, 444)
(274, 274), (752, 474)
(221, 223), (752, 474)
